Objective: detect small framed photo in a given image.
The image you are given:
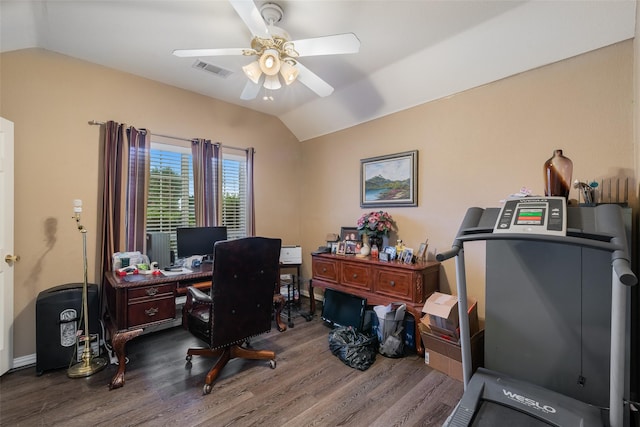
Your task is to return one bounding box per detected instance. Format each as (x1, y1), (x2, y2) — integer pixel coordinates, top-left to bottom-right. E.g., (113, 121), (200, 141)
(379, 252), (389, 262)
(402, 248), (414, 264)
(331, 242), (339, 254)
(340, 226), (359, 242)
(345, 241), (357, 255)
(383, 246), (396, 260)
(416, 242), (428, 260)
(336, 242), (346, 256)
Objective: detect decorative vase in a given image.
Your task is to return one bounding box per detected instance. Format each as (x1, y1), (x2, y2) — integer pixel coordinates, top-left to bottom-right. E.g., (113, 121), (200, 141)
(369, 235), (382, 249)
(360, 244), (371, 256)
(360, 234), (371, 256)
(543, 149), (573, 198)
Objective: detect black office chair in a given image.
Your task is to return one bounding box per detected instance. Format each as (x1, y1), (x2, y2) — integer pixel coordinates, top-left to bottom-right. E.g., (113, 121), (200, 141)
(182, 237), (282, 394)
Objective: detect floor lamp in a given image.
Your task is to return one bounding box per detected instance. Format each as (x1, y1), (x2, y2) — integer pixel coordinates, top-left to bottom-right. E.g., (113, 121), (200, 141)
(67, 199), (107, 378)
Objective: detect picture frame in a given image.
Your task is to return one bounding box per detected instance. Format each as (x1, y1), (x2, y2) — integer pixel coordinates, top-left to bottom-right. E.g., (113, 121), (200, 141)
(345, 241), (357, 255)
(340, 226), (360, 242)
(402, 248), (414, 264)
(379, 252), (389, 262)
(416, 242), (428, 260)
(383, 246), (396, 260)
(331, 242), (339, 254)
(336, 242), (346, 256)
(360, 150), (418, 208)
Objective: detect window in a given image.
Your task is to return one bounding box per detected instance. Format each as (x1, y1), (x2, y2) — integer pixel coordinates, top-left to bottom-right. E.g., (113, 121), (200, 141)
(221, 150), (248, 240)
(146, 142), (250, 253)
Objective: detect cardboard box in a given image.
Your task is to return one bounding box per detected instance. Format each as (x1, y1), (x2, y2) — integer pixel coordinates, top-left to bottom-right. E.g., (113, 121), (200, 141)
(420, 292), (478, 340)
(419, 322), (484, 382)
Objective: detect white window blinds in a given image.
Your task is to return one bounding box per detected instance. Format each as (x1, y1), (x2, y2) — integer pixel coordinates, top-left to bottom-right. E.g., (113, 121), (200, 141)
(221, 149), (248, 239)
(146, 143), (194, 252)
(146, 143), (249, 252)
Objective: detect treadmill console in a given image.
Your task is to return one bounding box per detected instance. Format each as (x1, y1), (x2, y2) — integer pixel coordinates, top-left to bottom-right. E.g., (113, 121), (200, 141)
(494, 197), (566, 236)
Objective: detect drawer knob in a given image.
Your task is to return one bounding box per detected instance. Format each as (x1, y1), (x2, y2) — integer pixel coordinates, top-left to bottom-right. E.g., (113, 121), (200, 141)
(145, 307), (159, 317)
(322, 268), (327, 273)
(352, 274), (358, 279)
(389, 281), (395, 287)
(146, 287), (158, 296)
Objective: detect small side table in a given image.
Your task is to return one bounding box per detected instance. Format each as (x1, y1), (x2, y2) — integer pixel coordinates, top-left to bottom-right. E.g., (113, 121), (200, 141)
(279, 263), (301, 327)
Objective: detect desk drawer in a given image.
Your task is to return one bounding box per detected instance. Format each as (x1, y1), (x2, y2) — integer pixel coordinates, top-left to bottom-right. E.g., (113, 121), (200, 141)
(374, 269), (412, 300)
(128, 283), (174, 300)
(127, 296), (175, 328)
(313, 258), (338, 283)
(340, 262), (371, 291)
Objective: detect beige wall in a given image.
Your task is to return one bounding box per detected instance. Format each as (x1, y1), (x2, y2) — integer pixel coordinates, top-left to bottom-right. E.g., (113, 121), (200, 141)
(0, 48), (302, 358)
(0, 40), (635, 361)
(300, 40), (635, 319)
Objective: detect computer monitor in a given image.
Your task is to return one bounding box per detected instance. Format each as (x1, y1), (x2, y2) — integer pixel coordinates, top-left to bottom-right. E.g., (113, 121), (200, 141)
(321, 288), (366, 331)
(176, 226), (227, 261)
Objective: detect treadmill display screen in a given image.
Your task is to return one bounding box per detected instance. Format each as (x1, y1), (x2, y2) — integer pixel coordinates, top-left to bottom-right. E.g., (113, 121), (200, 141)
(515, 207), (545, 226)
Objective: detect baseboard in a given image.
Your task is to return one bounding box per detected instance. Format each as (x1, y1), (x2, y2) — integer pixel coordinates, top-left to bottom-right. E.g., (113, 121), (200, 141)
(11, 353), (36, 371)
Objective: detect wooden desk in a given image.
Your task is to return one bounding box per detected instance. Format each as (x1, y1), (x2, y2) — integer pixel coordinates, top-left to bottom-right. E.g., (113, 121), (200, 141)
(310, 253), (440, 355)
(103, 264), (286, 389)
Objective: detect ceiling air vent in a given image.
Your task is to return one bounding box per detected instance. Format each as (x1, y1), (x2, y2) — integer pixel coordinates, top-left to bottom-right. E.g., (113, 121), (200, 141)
(192, 60), (232, 78)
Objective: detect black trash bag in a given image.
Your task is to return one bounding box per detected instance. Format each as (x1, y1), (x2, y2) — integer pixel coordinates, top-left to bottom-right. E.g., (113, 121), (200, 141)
(328, 326), (377, 371)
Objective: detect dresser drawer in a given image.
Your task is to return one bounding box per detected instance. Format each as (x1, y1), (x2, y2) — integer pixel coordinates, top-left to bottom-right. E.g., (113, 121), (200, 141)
(374, 269), (412, 300)
(340, 262), (371, 291)
(127, 296), (175, 328)
(313, 258), (338, 283)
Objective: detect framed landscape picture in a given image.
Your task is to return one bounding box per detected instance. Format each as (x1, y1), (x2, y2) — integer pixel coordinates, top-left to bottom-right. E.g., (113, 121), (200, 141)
(360, 150), (418, 207)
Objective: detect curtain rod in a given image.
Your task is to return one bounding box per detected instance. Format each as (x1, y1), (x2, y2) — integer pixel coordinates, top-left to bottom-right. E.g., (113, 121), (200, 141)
(88, 120), (251, 152)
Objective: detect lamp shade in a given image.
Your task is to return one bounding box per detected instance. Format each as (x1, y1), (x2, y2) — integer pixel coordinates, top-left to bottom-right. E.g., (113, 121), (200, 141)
(242, 61), (262, 84)
(279, 61), (299, 85)
(259, 49), (281, 76)
(263, 74), (282, 90)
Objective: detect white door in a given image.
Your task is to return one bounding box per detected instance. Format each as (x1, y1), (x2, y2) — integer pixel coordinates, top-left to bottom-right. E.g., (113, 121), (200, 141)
(0, 117), (15, 375)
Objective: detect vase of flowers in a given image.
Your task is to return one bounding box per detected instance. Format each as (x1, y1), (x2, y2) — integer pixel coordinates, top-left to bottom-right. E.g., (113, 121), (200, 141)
(357, 211), (396, 249)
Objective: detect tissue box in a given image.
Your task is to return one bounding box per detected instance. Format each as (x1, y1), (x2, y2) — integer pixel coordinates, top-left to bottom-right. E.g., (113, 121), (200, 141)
(421, 292), (478, 340)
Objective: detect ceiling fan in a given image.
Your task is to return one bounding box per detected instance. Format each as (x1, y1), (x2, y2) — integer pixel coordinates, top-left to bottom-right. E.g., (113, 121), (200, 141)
(172, 0), (360, 100)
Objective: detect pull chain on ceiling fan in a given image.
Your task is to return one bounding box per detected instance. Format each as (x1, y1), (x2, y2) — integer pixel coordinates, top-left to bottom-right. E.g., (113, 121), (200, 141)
(172, 0), (360, 101)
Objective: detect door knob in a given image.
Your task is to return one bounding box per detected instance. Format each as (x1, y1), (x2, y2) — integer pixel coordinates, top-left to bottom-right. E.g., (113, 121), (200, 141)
(5, 254), (20, 264)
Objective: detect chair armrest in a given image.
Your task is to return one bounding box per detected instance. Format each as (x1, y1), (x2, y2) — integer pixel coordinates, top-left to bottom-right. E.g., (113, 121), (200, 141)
(187, 286), (212, 304)
(183, 286), (212, 330)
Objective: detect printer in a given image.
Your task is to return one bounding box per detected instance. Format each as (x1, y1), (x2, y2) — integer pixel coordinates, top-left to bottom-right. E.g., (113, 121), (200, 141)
(280, 245), (302, 264)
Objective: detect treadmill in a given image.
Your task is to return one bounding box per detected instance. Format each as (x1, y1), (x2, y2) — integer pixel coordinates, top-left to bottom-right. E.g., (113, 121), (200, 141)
(438, 199), (636, 427)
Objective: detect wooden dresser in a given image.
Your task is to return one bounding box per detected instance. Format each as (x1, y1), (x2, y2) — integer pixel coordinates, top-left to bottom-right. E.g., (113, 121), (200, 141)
(310, 253), (440, 355)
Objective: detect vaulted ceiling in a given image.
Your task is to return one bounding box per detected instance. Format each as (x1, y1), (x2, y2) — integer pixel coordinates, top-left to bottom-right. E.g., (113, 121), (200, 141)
(1, 1), (636, 141)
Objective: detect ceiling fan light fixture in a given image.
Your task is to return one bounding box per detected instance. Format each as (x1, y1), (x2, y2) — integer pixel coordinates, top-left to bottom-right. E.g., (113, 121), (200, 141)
(280, 61), (298, 85)
(263, 74), (282, 90)
(242, 61), (262, 84)
(259, 49), (281, 75)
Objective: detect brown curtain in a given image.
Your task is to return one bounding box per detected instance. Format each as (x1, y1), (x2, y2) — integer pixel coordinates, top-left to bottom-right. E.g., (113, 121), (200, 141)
(99, 121), (127, 274)
(99, 121), (149, 274)
(246, 147), (255, 236)
(191, 139), (220, 226)
(126, 127), (149, 251)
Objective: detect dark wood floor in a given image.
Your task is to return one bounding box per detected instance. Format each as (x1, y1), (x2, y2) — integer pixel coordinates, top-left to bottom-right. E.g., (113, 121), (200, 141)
(0, 308), (463, 426)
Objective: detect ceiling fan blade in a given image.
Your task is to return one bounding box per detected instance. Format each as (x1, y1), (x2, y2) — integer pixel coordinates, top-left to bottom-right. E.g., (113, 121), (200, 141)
(293, 33), (360, 57)
(240, 79), (261, 100)
(295, 62), (334, 97)
(229, 0), (269, 38)
(172, 48), (246, 58)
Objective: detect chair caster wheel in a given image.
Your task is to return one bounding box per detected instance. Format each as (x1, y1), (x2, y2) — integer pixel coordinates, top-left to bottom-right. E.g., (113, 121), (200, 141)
(269, 359), (276, 369)
(203, 384), (212, 395)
